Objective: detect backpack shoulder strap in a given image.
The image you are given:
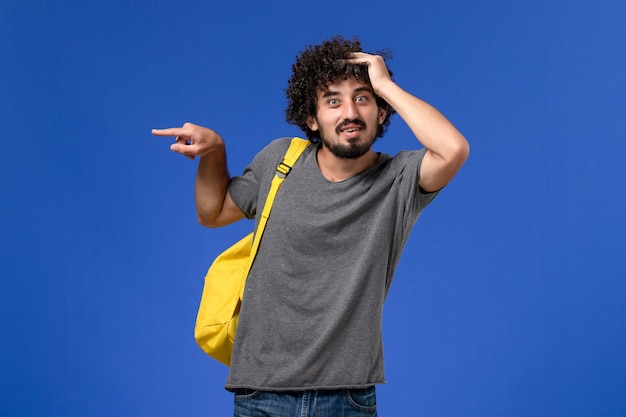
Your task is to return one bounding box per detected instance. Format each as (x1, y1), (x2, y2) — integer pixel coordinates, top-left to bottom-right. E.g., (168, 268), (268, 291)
(276, 137), (311, 178)
(248, 137), (311, 259)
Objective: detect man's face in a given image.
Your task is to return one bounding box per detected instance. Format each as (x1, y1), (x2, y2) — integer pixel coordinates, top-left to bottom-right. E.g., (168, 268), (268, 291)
(307, 76), (386, 159)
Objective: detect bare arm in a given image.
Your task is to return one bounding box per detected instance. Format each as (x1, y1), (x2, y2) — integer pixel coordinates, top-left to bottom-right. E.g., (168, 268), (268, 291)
(151, 122), (244, 227)
(347, 53), (470, 192)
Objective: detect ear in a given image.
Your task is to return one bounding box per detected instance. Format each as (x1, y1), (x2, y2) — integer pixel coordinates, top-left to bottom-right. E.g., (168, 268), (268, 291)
(378, 108), (387, 125)
(306, 115), (319, 131)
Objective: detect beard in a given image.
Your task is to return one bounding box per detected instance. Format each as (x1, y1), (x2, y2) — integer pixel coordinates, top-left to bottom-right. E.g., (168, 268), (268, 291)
(318, 118), (378, 159)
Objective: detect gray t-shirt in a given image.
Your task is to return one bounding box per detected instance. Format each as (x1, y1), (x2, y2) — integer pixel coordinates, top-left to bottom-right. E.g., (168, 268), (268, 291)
(226, 138), (438, 391)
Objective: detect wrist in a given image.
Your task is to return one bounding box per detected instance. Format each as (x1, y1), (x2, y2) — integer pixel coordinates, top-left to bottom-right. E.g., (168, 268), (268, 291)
(373, 78), (398, 100)
(199, 139), (225, 158)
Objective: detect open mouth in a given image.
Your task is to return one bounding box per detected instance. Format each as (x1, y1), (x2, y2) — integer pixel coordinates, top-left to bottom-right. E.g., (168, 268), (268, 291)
(336, 120), (365, 136)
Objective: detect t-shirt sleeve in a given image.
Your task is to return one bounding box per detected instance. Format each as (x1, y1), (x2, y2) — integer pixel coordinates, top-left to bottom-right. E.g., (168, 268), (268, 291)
(228, 138), (292, 220)
(395, 148), (441, 217)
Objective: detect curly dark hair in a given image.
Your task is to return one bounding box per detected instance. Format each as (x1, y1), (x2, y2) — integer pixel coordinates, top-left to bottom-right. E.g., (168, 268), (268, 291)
(285, 36), (396, 142)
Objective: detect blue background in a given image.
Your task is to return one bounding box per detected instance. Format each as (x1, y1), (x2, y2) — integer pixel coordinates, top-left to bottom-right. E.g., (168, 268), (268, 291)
(2, 0), (625, 416)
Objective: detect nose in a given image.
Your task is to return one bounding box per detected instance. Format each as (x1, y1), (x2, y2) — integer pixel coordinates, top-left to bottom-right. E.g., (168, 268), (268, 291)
(343, 100), (359, 120)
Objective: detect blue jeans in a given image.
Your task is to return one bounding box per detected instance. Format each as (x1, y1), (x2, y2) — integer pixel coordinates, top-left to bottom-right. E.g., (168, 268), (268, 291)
(233, 387), (378, 417)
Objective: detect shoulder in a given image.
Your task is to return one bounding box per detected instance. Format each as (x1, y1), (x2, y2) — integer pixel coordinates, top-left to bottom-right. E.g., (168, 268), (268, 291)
(379, 148), (438, 195)
(378, 148), (428, 173)
(260, 137), (295, 156)
(254, 137), (314, 168)
(393, 148), (428, 163)
(244, 138), (294, 171)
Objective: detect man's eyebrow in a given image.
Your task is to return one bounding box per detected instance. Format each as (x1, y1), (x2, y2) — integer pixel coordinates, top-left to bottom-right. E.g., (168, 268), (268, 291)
(320, 86), (373, 98)
(321, 90), (340, 98)
(354, 86), (374, 94)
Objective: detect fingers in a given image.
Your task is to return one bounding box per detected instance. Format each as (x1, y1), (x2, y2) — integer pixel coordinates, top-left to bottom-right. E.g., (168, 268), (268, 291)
(151, 121), (198, 137)
(153, 123), (196, 158)
(174, 136), (192, 146)
(151, 127), (183, 137)
(343, 52), (386, 69)
(343, 53), (387, 77)
(170, 142), (196, 160)
(343, 52), (373, 64)
(152, 122), (221, 159)
(152, 127), (191, 156)
(343, 53), (391, 92)
(170, 137), (198, 158)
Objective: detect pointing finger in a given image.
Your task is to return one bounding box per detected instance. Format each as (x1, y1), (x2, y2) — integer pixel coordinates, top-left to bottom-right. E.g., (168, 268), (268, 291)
(151, 127), (184, 137)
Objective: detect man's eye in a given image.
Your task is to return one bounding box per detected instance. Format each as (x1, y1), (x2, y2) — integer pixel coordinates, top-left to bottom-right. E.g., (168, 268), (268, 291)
(328, 98), (339, 105)
(355, 96), (367, 103)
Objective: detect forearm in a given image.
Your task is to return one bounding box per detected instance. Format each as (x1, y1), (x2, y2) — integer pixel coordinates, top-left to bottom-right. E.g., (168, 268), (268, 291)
(377, 79), (469, 162)
(152, 122), (242, 227)
(376, 79), (469, 191)
(194, 142), (231, 227)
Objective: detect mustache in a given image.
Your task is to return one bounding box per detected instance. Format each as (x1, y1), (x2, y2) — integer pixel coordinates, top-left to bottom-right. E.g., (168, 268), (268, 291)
(335, 119), (366, 134)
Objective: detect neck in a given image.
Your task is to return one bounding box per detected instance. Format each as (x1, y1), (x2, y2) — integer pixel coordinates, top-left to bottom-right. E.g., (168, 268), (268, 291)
(316, 145), (379, 182)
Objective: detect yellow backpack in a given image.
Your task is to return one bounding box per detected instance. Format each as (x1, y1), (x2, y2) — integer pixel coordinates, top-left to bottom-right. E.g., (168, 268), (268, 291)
(194, 138), (311, 366)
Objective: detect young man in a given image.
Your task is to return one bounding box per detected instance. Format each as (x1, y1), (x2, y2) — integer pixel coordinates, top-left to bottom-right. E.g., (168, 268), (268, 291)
(153, 36), (469, 416)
